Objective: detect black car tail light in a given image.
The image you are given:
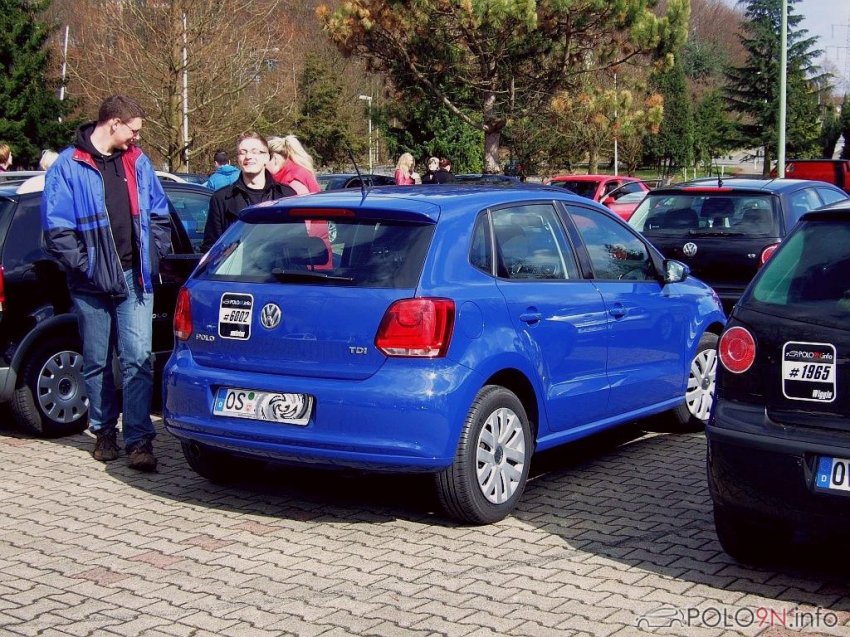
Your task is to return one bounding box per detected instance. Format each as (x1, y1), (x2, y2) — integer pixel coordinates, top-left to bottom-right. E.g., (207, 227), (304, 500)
(174, 287), (192, 341)
(719, 326), (756, 374)
(759, 243), (780, 268)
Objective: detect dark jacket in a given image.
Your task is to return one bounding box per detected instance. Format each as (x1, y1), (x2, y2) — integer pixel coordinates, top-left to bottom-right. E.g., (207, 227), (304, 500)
(41, 124), (172, 297)
(433, 169), (456, 184)
(200, 172), (296, 252)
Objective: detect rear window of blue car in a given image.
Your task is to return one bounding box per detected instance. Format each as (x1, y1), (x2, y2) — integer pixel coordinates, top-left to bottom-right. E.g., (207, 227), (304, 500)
(195, 218), (434, 288)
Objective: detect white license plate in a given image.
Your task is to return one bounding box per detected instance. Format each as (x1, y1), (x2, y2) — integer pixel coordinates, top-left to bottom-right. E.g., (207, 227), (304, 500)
(815, 456), (850, 492)
(213, 388), (312, 425)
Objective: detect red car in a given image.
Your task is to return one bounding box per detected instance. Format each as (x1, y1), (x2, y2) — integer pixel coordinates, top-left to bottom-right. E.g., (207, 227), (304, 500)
(546, 174), (650, 220)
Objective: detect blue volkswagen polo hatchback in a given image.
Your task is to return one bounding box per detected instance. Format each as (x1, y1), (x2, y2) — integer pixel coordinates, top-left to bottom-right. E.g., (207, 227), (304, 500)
(163, 185), (726, 523)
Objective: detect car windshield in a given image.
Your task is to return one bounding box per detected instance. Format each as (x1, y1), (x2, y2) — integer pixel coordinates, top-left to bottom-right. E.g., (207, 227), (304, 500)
(630, 193), (777, 235)
(195, 218), (435, 288)
(553, 180), (599, 199)
(747, 219), (850, 329)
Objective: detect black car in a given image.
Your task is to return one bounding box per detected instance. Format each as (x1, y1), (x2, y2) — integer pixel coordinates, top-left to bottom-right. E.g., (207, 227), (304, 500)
(0, 181), (209, 437)
(454, 174), (521, 184)
(707, 201), (850, 561)
(629, 178), (849, 311)
(317, 173), (396, 190)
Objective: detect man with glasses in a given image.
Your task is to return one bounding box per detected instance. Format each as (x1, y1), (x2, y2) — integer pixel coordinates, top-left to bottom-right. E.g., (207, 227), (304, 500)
(41, 94), (172, 471)
(200, 132), (296, 253)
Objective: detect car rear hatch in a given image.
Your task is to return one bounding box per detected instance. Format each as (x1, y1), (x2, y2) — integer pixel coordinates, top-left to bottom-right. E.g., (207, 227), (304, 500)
(630, 189), (781, 296)
(186, 199), (439, 380)
(730, 215), (850, 432)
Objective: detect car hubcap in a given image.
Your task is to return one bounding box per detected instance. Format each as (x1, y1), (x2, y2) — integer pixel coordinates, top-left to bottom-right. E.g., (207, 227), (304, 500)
(476, 406), (526, 504)
(686, 347), (717, 421)
(37, 350), (88, 424)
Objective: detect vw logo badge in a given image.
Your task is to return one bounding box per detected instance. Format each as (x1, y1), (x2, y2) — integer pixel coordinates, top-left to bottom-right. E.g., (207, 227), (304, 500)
(260, 303), (282, 329)
(682, 242), (698, 257)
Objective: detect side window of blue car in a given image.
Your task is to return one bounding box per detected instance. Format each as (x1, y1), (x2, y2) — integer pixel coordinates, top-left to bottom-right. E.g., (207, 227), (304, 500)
(470, 213), (493, 275)
(566, 206), (655, 281)
(492, 204), (579, 280)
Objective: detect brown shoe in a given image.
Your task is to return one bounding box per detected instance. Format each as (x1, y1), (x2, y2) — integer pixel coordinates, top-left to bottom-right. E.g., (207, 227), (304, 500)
(93, 430), (120, 462)
(127, 441), (158, 472)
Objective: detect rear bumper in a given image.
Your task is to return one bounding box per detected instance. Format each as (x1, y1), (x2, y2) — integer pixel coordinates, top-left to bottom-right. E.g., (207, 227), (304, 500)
(163, 350), (484, 472)
(706, 400), (850, 529)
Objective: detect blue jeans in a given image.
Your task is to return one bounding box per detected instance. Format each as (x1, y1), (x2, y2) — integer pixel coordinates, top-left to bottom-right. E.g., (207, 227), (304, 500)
(71, 269), (156, 450)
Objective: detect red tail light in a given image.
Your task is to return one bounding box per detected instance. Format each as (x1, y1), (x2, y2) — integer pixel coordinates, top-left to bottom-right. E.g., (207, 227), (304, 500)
(759, 243), (780, 267)
(174, 287), (192, 341)
(0, 265), (5, 311)
(719, 326), (756, 374)
(375, 298), (455, 357)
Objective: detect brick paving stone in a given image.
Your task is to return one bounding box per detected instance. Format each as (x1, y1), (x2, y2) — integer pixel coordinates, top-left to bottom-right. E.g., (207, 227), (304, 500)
(3, 423), (850, 637)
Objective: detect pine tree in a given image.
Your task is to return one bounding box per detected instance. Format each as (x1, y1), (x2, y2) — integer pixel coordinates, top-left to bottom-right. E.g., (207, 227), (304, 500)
(645, 61), (694, 178)
(724, 0), (826, 175)
(297, 53), (356, 170)
(694, 89), (735, 173)
(0, 0), (76, 168)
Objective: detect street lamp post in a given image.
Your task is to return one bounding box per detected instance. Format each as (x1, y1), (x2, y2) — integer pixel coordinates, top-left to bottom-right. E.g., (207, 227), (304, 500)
(358, 94), (373, 173)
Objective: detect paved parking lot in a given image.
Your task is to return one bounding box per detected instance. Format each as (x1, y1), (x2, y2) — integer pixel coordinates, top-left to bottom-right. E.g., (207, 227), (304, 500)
(1, 415), (849, 637)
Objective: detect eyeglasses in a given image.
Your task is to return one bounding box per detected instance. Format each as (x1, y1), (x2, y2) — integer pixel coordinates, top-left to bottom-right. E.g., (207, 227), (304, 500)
(236, 149), (269, 157)
(120, 121), (142, 138)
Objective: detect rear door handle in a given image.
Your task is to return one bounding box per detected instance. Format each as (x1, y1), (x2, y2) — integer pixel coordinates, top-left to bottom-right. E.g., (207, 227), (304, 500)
(519, 312), (543, 324)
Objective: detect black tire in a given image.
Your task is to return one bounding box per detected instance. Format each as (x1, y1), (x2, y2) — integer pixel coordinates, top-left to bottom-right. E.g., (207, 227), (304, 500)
(714, 506), (790, 564)
(435, 385), (533, 524)
(668, 332), (719, 429)
(10, 337), (89, 438)
(181, 441), (255, 483)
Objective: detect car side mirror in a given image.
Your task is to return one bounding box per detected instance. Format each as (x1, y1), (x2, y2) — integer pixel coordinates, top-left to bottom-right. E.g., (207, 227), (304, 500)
(602, 196), (616, 206)
(664, 259), (690, 284)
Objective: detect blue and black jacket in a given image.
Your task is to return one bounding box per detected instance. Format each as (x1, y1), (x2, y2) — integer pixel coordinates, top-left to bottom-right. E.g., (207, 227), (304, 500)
(41, 129), (172, 297)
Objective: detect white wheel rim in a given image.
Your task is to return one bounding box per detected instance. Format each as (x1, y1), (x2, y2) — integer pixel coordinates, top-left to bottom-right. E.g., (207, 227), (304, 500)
(37, 350), (88, 424)
(686, 347), (717, 421)
(476, 406), (526, 504)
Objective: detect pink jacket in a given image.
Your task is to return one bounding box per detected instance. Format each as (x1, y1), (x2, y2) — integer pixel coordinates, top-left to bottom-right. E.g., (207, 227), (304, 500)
(394, 168), (414, 185)
(273, 159), (321, 194)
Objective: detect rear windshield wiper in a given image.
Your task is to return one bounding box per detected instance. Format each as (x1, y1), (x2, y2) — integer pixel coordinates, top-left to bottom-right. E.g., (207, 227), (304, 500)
(688, 229), (744, 237)
(272, 268), (354, 283)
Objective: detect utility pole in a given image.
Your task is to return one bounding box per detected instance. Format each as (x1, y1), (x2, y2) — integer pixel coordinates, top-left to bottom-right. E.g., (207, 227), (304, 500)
(181, 12), (190, 172)
(613, 73), (619, 177)
(777, 0), (787, 178)
(58, 25), (69, 122)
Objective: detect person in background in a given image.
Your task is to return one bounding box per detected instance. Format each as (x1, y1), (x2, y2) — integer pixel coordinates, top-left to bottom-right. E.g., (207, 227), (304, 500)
(267, 135), (321, 194)
(41, 94), (172, 471)
(433, 157), (456, 184)
(17, 150), (59, 194)
(39, 150), (59, 171)
(203, 149), (240, 191)
(421, 157), (440, 184)
(394, 153), (417, 185)
(267, 135), (332, 265)
(0, 143), (12, 172)
(200, 132), (296, 253)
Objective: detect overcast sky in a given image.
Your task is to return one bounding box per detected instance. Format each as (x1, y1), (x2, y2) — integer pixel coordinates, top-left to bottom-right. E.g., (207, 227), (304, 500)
(795, 0), (850, 87)
(722, 0), (849, 88)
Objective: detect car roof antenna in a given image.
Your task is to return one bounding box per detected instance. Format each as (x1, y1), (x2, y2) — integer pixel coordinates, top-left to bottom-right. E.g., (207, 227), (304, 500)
(344, 142), (367, 200)
(717, 174), (723, 188)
